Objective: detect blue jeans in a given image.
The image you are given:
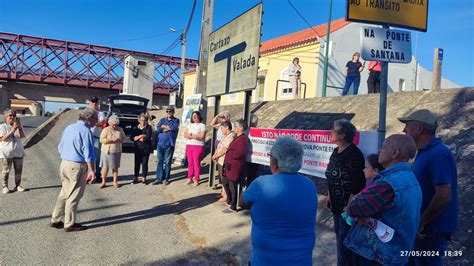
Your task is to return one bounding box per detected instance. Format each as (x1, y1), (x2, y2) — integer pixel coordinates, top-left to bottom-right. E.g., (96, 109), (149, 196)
(406, 232), (449, 266)
(333, 213), (353, 266)
(156, 145), (174, 182)
(342, 76), (361, 95)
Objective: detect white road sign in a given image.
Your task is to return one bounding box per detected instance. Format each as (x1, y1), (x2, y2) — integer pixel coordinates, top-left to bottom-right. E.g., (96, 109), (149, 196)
(360, 26), (412, 64)
(206, 3), (262, 97)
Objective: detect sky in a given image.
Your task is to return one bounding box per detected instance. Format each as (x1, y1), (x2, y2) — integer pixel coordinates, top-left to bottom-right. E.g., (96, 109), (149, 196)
(0, 0), (473, 87)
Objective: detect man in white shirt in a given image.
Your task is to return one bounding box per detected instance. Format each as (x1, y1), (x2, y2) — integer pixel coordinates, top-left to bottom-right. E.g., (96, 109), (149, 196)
(87, 96), (106, 182)
(0, 109), (26, 194)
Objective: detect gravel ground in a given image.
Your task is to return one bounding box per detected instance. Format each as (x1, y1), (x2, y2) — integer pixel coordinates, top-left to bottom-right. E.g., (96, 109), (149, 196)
(0, 109), (337, 265)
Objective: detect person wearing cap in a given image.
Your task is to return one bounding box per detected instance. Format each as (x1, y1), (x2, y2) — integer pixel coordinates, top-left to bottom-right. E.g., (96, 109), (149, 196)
(87, 96), (106, 183)
(0, 109), (26, 194)
(399, 109), (458, 266)
(344, 134), (422, 265)
(150, 106), (179, 185)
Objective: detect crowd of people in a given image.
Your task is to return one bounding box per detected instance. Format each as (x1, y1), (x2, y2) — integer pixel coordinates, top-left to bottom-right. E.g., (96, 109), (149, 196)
(0, 93), (458, 265)
(288, 54), (382, 98)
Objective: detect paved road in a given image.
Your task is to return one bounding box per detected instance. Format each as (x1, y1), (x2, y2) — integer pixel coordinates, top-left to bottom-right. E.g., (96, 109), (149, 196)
(18, 116), (49, 136)
(1, 110), (337, 265)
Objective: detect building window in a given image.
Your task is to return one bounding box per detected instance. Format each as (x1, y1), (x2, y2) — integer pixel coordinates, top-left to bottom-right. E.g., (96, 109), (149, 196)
(399, 78), (406, 91)
(280, 67), (292, 96)
(227, 93), (238, 102)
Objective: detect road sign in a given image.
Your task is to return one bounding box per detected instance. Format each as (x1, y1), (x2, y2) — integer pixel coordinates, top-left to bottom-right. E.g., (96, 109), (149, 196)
(438, 48), (444, 61)
(346, 0), (428, 32)
(206, 3), (262, 97)
(360, 26), (412, 64)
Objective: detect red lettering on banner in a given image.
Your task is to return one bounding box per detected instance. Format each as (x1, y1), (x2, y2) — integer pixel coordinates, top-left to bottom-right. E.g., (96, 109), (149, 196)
(250, 128), (360, 145)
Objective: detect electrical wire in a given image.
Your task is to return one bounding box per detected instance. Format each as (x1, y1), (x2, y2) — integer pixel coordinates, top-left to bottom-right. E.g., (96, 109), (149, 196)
(287, 0), (323, 39)
(160, 35), (182, 54)
(101, 31), (179, 45)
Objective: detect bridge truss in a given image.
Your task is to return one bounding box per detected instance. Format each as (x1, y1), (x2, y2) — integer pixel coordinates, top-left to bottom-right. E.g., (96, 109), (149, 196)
(0, 32), (197, 94)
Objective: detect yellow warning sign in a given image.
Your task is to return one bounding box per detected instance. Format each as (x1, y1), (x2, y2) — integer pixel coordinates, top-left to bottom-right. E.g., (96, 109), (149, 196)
(346, 0), (428, 32)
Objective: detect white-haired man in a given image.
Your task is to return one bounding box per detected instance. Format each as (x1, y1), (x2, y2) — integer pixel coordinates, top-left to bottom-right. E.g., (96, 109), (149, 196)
(50, 109), (97, 232)
(344, 134), (422, 265)
(0, 109), (26, 194)
(242, 137), (317, 265)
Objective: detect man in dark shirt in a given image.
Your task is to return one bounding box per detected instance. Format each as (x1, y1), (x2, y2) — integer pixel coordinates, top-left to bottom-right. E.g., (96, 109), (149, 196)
(150, 106), (179, 185)
(399, 109), (458, 266)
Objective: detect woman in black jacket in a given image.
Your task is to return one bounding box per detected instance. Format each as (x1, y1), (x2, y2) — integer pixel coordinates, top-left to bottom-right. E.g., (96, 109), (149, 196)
(130, 113), (153, 184)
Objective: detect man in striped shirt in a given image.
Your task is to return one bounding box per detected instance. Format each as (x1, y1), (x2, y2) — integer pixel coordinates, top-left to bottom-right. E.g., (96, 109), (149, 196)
(344, 134), (422, 265)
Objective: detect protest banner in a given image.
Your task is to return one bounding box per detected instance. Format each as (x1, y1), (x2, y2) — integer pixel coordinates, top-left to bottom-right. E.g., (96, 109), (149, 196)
(247, 128), (378, 178)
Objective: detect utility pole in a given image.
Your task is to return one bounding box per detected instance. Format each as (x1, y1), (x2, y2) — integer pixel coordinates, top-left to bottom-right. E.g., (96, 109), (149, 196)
(177, 0), (197, 106)
(432, 48), (443, 90)
(195, 0), (214, 123)
(196, 0), (215, 188)
(179, 32), (186, 98)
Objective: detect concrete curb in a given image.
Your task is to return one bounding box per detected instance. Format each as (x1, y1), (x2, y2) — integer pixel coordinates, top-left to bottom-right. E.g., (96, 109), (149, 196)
(23, 108), (70, 148)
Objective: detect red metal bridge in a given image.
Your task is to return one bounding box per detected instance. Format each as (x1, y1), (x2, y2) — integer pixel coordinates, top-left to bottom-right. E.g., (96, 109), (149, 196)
(0, 32), (197, 94)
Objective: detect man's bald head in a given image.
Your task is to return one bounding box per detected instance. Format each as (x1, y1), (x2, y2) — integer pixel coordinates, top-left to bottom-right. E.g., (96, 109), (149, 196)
(379, 134), (417, 168)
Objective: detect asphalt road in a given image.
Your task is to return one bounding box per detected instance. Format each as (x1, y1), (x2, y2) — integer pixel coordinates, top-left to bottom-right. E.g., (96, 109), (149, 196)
(1, 110), (337, 265)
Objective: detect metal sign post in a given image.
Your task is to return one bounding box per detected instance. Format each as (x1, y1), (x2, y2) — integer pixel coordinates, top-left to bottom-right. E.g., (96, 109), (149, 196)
(208, 95), (220, 188)
(205, 3), (263, 185)
(378, 25), (389, 148)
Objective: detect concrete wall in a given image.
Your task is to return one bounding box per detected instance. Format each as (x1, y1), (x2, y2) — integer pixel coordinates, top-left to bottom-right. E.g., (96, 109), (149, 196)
(0, 82), (10, 110)
(3, 80), (169, 111)
(316, 23), (460, 97)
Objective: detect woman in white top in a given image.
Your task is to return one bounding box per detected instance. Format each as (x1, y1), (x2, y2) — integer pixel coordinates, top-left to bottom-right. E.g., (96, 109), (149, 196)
(288, 57), (302, 99)
(184, 111), (207, 186)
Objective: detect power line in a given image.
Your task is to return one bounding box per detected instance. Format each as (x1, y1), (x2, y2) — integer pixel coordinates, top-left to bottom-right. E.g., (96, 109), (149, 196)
(161, 35), (182, 54)
(101, 30), (179, 45)
(287, 0), (324, 39)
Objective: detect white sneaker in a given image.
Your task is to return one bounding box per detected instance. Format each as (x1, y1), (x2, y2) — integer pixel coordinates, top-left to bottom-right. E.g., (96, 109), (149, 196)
(193, 181), (199, 187)
(2, 187), (10, 194)
(15, 185), (26, 192)
(185, 179), (193, 185)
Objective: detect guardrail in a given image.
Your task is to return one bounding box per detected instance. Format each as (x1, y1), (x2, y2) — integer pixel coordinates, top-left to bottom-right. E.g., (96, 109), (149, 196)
(275, 79), (307, 101)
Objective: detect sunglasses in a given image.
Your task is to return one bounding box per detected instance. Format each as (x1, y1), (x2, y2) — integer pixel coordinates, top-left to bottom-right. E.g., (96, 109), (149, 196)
(7, 114), (16, 117)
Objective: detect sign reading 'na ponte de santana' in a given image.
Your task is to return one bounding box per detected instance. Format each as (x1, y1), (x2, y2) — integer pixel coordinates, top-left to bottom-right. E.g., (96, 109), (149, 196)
(361, 26), (412, 64)
(346, 0), (429, 32)
(206, 3), (262, 97)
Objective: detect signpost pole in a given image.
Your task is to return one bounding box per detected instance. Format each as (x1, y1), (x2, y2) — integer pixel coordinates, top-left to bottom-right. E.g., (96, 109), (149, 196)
(243, 90), (252, 127)
(208, 96), (220, 188)
(378, 25), (389, 149)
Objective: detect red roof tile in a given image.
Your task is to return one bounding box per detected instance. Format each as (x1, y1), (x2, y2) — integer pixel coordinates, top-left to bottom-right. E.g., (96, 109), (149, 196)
(260, 18), (350, 55)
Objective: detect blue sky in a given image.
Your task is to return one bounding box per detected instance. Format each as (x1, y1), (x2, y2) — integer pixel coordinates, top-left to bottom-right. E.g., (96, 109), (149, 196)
(0, 0), (473, 86)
